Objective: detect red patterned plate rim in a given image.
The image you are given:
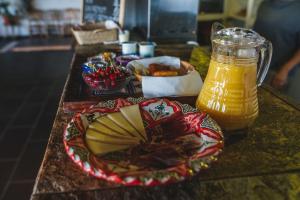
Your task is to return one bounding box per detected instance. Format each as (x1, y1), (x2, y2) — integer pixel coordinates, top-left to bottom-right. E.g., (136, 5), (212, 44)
(63, 97), (224, 186)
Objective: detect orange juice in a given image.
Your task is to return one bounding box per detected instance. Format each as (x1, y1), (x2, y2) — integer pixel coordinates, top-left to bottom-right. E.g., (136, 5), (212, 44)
(196, 57), (258, 130)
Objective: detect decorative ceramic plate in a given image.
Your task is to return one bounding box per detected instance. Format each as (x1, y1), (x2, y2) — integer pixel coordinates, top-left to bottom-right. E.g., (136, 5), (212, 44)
(63, 98), (224, 186)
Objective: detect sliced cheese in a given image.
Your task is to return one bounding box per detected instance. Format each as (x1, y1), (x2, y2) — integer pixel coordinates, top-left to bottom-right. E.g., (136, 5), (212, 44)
(89, 121), (134, 139)
(96, 116), (134, 137)
(90, 121), (132, 140)
(86, 128), (138, 145)
(107, 112), (145, 141)
(86, 139), (131, 156)
(120, 104), (147, 140)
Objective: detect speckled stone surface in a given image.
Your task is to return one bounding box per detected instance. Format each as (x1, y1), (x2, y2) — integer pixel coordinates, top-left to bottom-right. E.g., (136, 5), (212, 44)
(32, 173), (300, 200)
(31, 51), (300, 199)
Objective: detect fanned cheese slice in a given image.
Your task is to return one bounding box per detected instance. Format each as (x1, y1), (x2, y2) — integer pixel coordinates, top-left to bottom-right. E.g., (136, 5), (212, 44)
(86, 129), (138, 145)
(96, 116), (135, 137)
(86, 139), (131, 156)
(120, 104), (147, 140)
(107, 112), (145, 141)
(90, 120), (135, 139)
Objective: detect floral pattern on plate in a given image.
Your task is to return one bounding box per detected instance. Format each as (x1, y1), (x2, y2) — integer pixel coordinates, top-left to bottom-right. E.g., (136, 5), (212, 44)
(63, 98), (224, 186)
(140, 99), (182, 127)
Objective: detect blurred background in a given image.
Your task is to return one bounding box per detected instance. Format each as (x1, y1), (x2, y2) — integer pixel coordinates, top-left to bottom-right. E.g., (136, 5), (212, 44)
(1, 0), (299, 100)
(0, 0), (299, 199)
(0, 0), (261, 42)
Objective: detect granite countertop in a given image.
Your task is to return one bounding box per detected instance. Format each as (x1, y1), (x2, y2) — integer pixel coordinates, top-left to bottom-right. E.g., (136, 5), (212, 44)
(31, 46), (300, 200)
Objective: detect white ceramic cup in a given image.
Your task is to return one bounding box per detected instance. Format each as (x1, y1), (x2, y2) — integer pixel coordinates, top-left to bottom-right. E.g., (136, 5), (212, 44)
(139, 42), (155, 58)
(119, 30), (130, 43)
(122, 42), (137, 55)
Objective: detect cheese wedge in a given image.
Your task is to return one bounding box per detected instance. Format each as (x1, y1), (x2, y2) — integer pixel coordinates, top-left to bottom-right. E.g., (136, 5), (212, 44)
(86, 139), (131, 156)
(90, 121), (135, 139)
(86, 129), (139, 145)
(96, 116), (134, 137)
(120, 104), (147, 140)
(107, 112), (145, 141)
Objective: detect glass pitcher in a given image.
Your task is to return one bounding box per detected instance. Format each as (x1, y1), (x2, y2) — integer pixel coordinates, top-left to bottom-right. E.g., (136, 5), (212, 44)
(196, 23), (272, 131)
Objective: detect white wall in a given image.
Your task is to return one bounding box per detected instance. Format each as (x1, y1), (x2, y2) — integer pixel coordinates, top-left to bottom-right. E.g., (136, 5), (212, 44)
(33, 0), (81, 10)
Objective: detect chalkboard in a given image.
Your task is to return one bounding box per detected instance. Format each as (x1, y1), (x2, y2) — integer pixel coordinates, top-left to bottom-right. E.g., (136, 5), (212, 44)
(82, 0), (120, 23)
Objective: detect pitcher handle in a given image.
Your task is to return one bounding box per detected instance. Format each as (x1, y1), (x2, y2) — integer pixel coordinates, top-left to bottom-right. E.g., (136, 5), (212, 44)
(211, 22), (225, 41)
(257, 40), (273, 86)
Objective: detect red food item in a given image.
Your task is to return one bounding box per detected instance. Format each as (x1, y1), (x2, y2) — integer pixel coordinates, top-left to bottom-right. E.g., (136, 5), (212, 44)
(84, 75), (92, 82)
(109, 73), (116, 80)
(91, 73), (98, 78)
(88, 79), (99, 88)
(83, 60), (131, 90)
(111, 80), (116, 87)
(96, 69), (105, 77)
(106, 66), (112, 73)
(100, 71), (106, 77)
(104, 78), (111, 88)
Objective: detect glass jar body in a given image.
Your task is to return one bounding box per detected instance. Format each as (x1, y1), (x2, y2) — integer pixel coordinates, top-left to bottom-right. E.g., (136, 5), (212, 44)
(196, 53), (259, 131)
